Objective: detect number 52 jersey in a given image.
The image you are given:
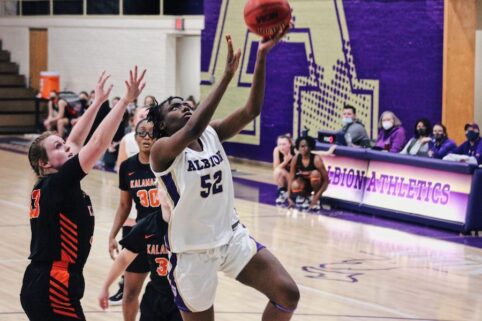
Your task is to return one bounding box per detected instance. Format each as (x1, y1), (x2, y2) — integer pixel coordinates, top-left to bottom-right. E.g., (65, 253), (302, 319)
(153, 126), (236, 253)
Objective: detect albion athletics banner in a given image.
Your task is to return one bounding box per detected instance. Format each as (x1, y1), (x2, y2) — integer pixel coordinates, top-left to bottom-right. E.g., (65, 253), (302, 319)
(324, 157), (472, 223)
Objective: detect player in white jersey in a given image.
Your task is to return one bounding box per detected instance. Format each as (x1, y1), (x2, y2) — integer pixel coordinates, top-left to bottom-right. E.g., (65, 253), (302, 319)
(148, 31), (299, 321)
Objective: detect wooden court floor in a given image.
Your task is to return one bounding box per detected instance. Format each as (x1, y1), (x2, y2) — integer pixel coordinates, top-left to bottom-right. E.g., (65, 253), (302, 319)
(0, 149), (482, 321)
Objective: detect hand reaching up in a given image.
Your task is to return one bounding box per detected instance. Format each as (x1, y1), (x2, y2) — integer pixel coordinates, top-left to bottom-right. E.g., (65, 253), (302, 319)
(224, 35), (241, 78)
(124, 66), (147, 103)
(93, 71), (113, 105)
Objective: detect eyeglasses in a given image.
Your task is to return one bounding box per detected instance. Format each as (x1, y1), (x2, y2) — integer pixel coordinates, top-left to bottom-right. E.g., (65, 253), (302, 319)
(136, 131), (155, 138)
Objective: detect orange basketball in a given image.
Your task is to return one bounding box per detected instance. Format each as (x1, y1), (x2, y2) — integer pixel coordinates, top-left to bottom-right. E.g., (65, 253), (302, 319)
(244, 0), (291, 38)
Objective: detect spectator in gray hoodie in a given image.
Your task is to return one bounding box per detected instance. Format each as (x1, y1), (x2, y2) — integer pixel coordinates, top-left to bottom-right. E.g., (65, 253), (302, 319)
(341, 105), (371, 148)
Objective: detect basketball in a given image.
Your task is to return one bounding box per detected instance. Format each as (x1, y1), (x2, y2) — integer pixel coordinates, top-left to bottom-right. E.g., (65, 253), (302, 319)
(244, 0), (291, 38)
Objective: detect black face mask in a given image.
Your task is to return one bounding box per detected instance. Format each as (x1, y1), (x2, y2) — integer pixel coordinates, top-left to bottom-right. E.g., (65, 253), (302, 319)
(417, 128), (427, 136)
(466, 130), (479, 142)
(433, 133), (445, 142)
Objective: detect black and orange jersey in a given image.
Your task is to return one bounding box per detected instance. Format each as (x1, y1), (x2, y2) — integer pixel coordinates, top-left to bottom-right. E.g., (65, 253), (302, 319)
(119, 212), (171, 294)
(28, 155), (94, 270)
(119, 154), (160, 221)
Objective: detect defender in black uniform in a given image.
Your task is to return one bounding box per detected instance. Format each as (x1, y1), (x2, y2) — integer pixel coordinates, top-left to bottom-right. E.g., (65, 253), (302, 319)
(99, 212), (181, 321)
(108, 119), (161, 321)
(21, 68), (146, 321)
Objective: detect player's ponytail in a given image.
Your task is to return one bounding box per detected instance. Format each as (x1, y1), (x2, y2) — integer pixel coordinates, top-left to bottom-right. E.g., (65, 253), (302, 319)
(28, 131), (55, 177)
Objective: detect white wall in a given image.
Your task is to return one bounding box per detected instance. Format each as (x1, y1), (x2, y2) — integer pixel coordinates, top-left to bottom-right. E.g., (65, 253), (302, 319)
(475, 0), (482, 125)
(175, 36), (201, 101)
(0, 26), (29, 77)
(0, 16), (203, 101)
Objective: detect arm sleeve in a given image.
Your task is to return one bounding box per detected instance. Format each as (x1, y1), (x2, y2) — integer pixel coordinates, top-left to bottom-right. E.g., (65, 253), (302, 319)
(119, 219), (147, 254)
(390, 129), (406, 153)
(118, 160), (129, 191)
(433, 141), (456, 159)
(50, 155), (87, 189)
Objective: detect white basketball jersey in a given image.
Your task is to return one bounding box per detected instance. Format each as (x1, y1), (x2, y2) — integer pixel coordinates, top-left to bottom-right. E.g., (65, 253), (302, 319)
(153, 126), (236, 253)
(124, 132), (139, 157)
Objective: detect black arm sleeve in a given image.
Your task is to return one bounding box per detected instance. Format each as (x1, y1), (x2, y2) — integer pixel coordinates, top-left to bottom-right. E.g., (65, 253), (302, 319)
(119, 218), (147, 254)
(50, 155), (87, 190)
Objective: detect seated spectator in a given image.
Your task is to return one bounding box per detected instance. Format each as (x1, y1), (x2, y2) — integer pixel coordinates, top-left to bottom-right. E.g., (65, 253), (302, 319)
(428, 123), (456, 159)
(452, 123), (482, 164)
(273, 134), (295, 205)
(341, 104), (371, 148)
(42, 90), (70, 138)
(287, 136), (329, 211)
(374, 111), (406, 152)
(400, 118), (432, 156)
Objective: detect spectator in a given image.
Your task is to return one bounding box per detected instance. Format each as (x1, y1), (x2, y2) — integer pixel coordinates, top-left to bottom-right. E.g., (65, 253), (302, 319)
(400, 118), (432, 157)
(374, 111), (406, 153)
(273, 134), (295, 205)
(452, 123), (482, 164)
(143, 95), (156, 108)
(341, 104), (370, 147)
(428, 123), (456, 159)
(42, 90), (70, 138)
(287, 136), (329, 211)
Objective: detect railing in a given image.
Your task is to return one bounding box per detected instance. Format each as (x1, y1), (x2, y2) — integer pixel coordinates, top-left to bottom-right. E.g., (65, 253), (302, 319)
(0, 0), (204, 17)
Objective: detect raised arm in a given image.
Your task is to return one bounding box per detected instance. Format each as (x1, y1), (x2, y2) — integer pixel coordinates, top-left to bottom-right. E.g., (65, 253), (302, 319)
(79, 66), (146, 174)
(67, 72), (113, 154)
(211, 28), (289, 142)
(150, 35), (240, 172)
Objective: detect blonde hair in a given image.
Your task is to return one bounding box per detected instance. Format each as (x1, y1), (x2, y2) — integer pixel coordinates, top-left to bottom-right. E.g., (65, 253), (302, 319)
(28, 131), (55, 177)
(378, 111), (402, 128)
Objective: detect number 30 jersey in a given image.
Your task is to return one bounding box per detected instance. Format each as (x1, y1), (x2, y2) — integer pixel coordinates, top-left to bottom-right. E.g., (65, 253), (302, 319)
(119, 154), (161, 221)
(153, 126), (236, 253)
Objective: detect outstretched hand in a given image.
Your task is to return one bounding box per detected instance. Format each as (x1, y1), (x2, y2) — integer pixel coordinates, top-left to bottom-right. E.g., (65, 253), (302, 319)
(93, 71), (113, 104)
(124, 66), (147, 103)
(224, 34), (241, 78)
(258, 24), (291, 55)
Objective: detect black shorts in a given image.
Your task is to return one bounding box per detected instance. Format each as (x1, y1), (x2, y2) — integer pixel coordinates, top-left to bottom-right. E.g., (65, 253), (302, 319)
(20, 262), (85, 321)
(122, 226), (149, 273)
(140, 283), (181, 321)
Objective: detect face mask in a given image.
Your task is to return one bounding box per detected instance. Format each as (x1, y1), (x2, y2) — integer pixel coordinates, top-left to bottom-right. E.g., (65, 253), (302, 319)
(382, 121), (393, 130)
(417, 128), (427, 136)
(342, 117), (353, 126)
(434, 133), (444, 141)
(466, 130), (479, 142)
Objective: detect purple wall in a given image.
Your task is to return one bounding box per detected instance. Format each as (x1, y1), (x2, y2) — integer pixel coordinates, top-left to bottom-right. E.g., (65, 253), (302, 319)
(201, 0), (444, 162)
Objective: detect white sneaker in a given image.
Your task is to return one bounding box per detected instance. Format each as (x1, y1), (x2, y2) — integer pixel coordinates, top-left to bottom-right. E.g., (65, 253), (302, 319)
(276, 190), (287, 205)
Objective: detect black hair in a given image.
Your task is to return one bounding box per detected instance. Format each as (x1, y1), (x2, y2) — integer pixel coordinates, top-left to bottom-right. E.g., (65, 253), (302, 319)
(79, 91), (89, 97)
(343, 104), (356, 114)
(146, 96), (184, 139)
(295, 135), (316, 150)
(464, 123), (473, 131)
(414, 118), (432, 138)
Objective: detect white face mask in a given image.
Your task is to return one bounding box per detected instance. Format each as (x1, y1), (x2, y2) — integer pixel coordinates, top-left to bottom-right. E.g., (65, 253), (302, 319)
(342, 117), (353, 126)
(382, 121), (393, 130)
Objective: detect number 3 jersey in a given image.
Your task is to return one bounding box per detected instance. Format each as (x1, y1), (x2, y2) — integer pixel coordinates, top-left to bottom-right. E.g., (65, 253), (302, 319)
(28, 155), (94, 270)
(119, 154), (161, 221)
(153, 126), (236, 253)
(119, 212), (171, 294)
